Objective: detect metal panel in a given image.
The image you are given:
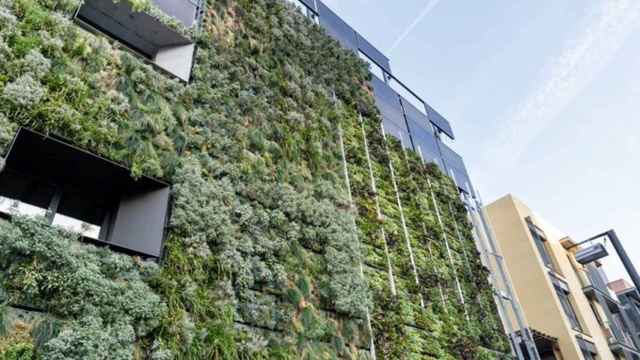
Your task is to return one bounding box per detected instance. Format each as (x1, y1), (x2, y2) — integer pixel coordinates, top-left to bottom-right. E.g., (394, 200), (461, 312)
(371, 76), (406, 129)
(382, 120), (411, 147)
(317, 2), (357, 50)
(425, 103), (455, 140)
(403, 112), (443, 168)
(299, 0), (316, 12)
(370, 76), (412, 147)
(152, 0), (198, 28)
(0, 128), (171, 258)
(400, 97), (427, 128)
(356, 32), (391, 73)
(109, 187), (170, 258)
(77, 0), (192, 59)
(576, 244), (609, 265)
(439, 142), (474, 194)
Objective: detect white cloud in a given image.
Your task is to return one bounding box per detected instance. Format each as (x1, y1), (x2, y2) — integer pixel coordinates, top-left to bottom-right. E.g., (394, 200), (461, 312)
(389, 0), (442, 52)
(484, 0), (640, 170)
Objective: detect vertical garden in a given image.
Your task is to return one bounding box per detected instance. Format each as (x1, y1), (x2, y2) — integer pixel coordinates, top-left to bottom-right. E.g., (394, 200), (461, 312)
(0, 0), (511, 358)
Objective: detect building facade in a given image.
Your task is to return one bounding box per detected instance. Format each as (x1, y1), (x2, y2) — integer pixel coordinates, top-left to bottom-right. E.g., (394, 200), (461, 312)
(285, 0), (472, 194)
(486, 195), (640, 360)
(612, 280), (640, 351)
(285, 1), (545, 358)
(0, 0), (532, 358)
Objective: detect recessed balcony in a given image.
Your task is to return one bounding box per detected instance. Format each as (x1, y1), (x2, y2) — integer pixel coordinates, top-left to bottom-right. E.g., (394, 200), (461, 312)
(0, 128), (171, 258)
(75, 0), (203, 82)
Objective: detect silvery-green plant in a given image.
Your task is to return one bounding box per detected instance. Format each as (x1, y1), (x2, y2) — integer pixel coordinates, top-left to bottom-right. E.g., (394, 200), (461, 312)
(21, 50), (51, 79)
(2, 75), (46, 107)
(40, 317), (135, 360)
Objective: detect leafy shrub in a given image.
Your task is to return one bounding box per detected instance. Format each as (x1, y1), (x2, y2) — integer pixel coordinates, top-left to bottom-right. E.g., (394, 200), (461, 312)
(1, 75), (45, 107)
(40, 317), (134, 360)
(0, 342), (33, 360)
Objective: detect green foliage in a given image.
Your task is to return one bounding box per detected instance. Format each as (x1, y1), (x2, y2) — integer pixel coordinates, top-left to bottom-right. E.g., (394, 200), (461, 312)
(0, 342), (33, 360)
(41, 317), (134, 360)
(0, 0), (511, 358)
(0, 217), (164, 357)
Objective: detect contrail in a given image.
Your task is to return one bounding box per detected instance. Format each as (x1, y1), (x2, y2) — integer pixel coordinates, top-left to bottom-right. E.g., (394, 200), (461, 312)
(484, 0), (640, 169)
(389, 0), (442, 52)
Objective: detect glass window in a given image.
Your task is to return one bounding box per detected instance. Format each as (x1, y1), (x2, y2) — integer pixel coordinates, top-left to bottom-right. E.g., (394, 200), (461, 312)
(581, 349), (595, 360)
(528, 222), (556, 270)
(556, 286), (582, 331)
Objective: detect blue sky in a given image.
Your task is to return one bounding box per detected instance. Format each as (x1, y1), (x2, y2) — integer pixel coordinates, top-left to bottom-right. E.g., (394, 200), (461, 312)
(322, 0), (640, 281)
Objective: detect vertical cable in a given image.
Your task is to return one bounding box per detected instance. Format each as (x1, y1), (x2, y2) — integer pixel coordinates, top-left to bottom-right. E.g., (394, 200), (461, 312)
(337, 121), (376, 360)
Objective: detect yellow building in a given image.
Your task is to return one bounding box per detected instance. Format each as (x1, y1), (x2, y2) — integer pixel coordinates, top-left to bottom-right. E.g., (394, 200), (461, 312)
(485, 195), (640, 360)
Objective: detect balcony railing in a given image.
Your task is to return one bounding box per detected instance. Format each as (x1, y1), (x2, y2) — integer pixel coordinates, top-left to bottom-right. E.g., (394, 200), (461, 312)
(578, 265), (639, 350)
(610, 313), (636, 347)
(587, 267), (611, 294)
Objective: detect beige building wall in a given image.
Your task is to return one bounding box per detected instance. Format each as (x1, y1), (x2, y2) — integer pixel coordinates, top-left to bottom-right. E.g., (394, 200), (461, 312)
(486, 195), (619, 360)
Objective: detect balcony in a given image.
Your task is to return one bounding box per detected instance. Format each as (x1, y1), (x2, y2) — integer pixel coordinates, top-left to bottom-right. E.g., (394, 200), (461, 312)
(608, 312), (637, 353)
(580, 263), (617, 300)
(76, 0), (203, 81)
(0, 128), (170, 258)
(577, 265), (640, 354)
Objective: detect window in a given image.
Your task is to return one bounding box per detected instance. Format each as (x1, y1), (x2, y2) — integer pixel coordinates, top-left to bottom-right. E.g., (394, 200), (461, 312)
(589, 301), (605, 327)
(75, 0), (200, 82)
(0, 128), (170, 258)
(555, 286), (582, 331)
(581, 349), (596, 360)
(527, 220), (556, 271)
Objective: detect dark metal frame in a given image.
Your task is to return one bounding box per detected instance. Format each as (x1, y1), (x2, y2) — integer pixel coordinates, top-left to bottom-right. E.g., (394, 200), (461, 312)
(0, 128), (172, 260)
(570, 230), (640, 296)
(570, 230), (640, 357)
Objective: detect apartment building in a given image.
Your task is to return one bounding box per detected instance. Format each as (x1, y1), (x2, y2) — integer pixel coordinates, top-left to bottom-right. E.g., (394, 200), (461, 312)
(611, 280), (640, 350)
(486, 195), (640, 360)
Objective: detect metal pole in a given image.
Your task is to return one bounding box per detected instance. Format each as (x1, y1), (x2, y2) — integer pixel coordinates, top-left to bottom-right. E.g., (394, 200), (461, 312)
(466, 201), (528, 360)
(609, 230), (640, 294)
(474, 198), (541, 360)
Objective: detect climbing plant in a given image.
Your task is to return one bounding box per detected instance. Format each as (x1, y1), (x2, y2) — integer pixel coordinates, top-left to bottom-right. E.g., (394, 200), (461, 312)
(0, 0), (511, 358)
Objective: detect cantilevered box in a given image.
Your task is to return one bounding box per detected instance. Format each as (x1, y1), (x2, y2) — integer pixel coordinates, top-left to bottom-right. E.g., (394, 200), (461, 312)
(75, 0), (202, 82)
(0, 128), (170, 258)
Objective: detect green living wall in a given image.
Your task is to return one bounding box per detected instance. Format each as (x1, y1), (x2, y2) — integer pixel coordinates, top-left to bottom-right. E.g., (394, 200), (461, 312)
(0, 0), (511, 358)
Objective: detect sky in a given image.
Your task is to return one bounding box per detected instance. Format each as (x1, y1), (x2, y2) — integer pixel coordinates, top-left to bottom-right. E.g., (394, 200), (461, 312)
(321, 0), (640, 282)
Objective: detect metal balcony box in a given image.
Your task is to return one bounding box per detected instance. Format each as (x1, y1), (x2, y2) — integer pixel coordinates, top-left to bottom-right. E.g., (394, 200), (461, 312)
(0, 128), (171, 258)
(576, 244), (609, 265)
(75, 0), (202, 82)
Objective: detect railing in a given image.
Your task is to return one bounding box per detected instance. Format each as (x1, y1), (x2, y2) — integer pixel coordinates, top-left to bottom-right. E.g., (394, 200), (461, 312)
(586, 266), (610, 294)
(604, 316), (636, 351)
(579, 265), (637, 348)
